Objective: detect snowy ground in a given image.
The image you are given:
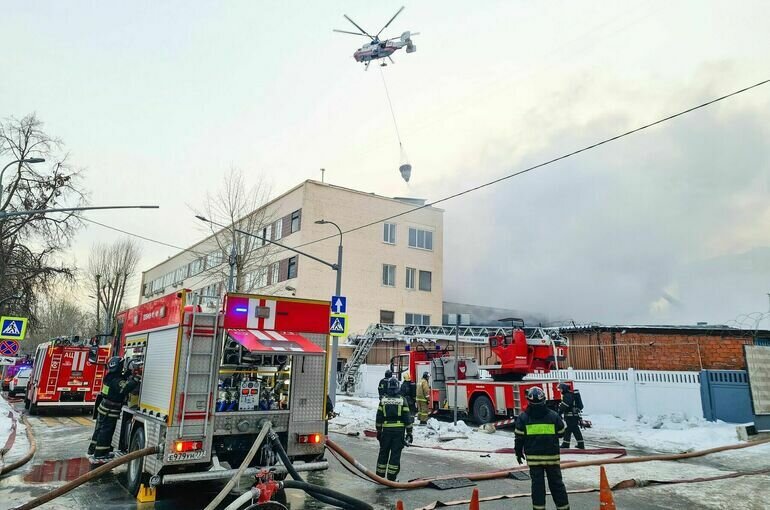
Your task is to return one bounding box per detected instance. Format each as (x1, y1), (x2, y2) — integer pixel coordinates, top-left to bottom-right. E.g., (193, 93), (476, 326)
(0, 394), (29, 470)
(331, 395), (770, 507)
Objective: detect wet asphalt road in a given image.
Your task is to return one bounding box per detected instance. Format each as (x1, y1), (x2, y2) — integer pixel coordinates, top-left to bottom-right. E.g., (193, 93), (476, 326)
(0, 399), (757, 510)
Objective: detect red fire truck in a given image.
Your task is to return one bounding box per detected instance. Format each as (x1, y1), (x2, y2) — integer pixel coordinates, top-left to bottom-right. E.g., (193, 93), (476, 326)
(25, 336), (112, 414)
(110, 290), (330, 499)
(391, 326), (570, 423)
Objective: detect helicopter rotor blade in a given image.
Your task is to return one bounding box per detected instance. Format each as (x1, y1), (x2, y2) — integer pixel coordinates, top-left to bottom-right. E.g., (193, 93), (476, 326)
(333, 29), (371, 37)
(376, 6), (405, 38)
(343, 14), (374, 39)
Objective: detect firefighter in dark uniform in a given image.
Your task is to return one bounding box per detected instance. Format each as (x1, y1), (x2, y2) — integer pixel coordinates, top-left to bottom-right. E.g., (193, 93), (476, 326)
(400, 372), (417, 413)
(378, 369), (393, 399)
(558, 382), (585, 449)
(515, 387), (570, 510)
(88, 357), (141, 460)
(375, 378), (413, 481)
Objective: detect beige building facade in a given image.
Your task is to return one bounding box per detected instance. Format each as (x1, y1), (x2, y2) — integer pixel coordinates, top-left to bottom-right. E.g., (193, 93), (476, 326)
(139, 180), (444, 337)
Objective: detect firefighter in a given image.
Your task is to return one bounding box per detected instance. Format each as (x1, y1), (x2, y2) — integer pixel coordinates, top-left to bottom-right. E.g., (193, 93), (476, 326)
(88, 357), (141, 461)
(378, 369), (393, 399)
(415, 371), (431, 425)
(558, 382), (585, 449)
(400, 372), (417, 413)
(515, 387), (570, 510)
(375, 378), (413, 481)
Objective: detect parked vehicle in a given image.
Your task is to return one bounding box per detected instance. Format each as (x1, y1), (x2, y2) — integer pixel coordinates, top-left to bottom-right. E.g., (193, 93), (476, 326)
(2, 357), (33, 391)
(25, 336), (112, 414)
(9, 367), (32, 397)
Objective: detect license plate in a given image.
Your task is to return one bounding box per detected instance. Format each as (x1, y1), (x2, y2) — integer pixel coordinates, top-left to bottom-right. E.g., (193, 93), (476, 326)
(166, 451), (206, 462)
(56, 387), (71, 391)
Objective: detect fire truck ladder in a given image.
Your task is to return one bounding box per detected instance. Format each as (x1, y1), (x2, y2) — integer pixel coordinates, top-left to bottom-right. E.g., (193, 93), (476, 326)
(92, 349), (110, 397)
(45, 352), (63, 394)
(178, 310), (218, 438)
(338, 328), (380, 395)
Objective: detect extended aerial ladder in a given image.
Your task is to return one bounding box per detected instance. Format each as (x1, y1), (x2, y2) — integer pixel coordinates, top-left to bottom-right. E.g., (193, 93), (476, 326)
(338, 323), (566, 394)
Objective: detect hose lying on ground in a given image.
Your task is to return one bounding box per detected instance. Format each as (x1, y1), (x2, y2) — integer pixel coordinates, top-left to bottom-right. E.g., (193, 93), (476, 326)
(414, 467), (770, 510)
(10, 445), (160, 510)
(223, 487), (261, 510)
(204, 421), (272, 510)
(1, 416), (37, 476)
(325, 436), (770, 490)
(270, 432), (372, 510)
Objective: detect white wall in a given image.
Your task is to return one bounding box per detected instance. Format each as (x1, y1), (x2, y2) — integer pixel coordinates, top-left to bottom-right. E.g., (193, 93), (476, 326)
(352, 364), (391, 398)
(539, 368), (703, 420)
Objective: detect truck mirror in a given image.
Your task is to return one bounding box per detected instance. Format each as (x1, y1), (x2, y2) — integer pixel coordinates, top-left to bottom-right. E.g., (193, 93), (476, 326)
(87, 345), (98, 364)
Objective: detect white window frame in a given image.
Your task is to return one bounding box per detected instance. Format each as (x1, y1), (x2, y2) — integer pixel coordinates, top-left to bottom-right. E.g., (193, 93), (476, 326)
(287, 256), (298, 279)
(408, 227), (434, 251)
(383, 223), (396, 245)
(405, 313), (431, 326)
(405, 267), (416, 290)
(274, 219), (283, 241)
(382, 264), (396, 287)
(270, 261), (280, 285)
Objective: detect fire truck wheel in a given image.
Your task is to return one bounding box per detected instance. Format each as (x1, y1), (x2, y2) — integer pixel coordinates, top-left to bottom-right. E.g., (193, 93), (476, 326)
(125, 426), (148, 496)
(471, 395), (495, 424)
(29, 402), (39, 416)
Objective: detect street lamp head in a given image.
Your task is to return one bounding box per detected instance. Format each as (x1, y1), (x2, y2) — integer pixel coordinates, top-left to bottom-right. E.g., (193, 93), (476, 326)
(195, 215), (209, 222)
(314, 220), (327, 225)
(23, 158), (45, 164)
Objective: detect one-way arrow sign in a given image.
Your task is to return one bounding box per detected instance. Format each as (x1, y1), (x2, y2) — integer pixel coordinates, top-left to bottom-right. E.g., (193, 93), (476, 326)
(331, 295), (347, 314)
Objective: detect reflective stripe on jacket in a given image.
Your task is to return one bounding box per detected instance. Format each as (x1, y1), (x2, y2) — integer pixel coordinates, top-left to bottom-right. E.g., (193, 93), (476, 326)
(376, 395), (413, 431)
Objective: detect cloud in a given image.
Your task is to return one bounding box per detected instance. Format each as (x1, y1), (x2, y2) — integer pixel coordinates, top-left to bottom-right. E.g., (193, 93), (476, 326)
(440, 72), (770, 324)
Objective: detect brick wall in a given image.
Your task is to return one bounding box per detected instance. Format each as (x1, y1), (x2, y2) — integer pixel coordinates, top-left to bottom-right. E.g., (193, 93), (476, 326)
(566, 331), (754, 371)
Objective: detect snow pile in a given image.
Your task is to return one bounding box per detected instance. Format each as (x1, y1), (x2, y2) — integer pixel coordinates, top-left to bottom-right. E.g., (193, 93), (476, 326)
(586, 413), (743, 453)
(0, 395), (16, 447)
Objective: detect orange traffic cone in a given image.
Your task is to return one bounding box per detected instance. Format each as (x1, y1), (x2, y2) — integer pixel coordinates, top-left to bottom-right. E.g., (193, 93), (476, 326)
(468, 488), (480, 510)
(599, 466), (616, 509)
(396, 500), (404, 510)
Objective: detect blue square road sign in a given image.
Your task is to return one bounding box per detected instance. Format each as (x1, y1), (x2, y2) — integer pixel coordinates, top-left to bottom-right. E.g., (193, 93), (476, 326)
(331, 296), (347, 314)
(330, 313), (348, 337)
(0, 316), (28, 340)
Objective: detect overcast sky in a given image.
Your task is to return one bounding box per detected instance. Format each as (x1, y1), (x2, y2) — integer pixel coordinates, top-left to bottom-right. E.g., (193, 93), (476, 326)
(2, 1), (769, 325)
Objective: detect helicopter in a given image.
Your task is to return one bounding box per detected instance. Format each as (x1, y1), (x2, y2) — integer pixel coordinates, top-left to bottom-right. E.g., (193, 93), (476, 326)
(334, 6), (418, 70)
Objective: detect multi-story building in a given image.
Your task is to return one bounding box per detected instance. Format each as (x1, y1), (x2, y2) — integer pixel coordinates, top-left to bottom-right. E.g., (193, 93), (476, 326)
(139, 180), (444, 338)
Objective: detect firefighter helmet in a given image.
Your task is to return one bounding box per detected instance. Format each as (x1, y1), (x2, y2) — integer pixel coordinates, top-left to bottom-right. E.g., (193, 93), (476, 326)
(386, 377), (400, 396)
(526, 387), (546, 405)
(559, 382), (571, 393)
(403, 372), (411, 382)
(422, 371), (429, 380)
(107, 356), (123, 373)
(385, 369), (393, 378)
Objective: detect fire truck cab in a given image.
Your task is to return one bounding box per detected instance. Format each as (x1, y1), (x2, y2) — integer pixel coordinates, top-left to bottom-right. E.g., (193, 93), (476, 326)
(25, 336), (111, 414)
(111, 291), (330, 497)
(391, 326), (571, 424)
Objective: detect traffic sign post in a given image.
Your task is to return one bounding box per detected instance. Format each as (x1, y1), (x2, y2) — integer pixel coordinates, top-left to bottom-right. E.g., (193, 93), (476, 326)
(0, 316), (28, 340)
(329, 313), (348, 337)
(0, 339), (20, 356)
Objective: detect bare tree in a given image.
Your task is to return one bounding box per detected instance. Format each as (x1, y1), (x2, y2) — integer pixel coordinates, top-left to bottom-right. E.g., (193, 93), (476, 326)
(0, 114), (86, 321)
(86, 239), (141, 333)
(197, 167), (274, 294)
(24, 291), (93, 351)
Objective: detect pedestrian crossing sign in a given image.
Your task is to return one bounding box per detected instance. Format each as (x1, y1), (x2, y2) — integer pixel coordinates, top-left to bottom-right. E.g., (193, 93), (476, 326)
(0, 316), (28, 340)
(329, 313), (348, 337)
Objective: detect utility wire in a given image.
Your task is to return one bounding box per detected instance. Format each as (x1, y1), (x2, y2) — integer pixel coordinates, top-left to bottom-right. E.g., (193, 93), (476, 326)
(295, 77), (770, 249)
(79, 216), (206, 256)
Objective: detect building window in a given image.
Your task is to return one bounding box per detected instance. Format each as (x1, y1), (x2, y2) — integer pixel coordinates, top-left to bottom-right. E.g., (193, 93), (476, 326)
(287, 256), (298, 279)
(418, 270), (432, 292)
(408, 227), (433, 250)
(207, 250), (224, 268)
(291, 210), (301, 233)
(405, 267), (416, 290)
(174, 266), (187, 284)
(405, 313), (431, 326)
(380, 310), (395, 324)
(188, 258), (203, 277)
(162, 272), (174, 288)
(274, 219), (283, 240)
(261, 224), (272, 246)
(142, 283), (151, 296)
(383, 223), (396, 244)
(382, 264), (396, 287)
(256, 266), (267, 288)
(270, 261), (280, 285)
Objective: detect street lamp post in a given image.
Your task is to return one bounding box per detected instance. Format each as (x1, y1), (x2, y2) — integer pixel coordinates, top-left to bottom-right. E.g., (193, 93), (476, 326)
(0, 158), (45, 204)
(315, 220), (343, 406)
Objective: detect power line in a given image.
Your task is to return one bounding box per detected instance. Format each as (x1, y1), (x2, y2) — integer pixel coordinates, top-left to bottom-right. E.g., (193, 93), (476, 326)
(295, 77), (770, 249)
(79, 216), (206, 256)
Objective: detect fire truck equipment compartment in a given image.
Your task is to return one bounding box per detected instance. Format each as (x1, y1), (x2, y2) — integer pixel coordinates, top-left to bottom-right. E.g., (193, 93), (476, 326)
(227, 330), (325, 355)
